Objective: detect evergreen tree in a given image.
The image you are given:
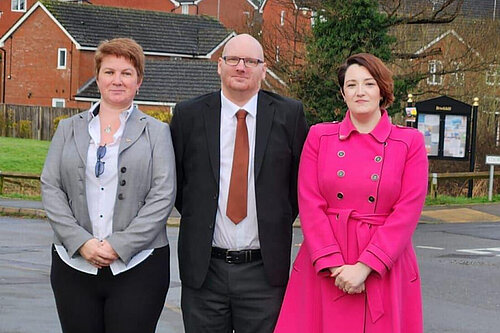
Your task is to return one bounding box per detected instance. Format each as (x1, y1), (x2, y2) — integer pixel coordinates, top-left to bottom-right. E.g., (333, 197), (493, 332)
(292, 0), (412, 124)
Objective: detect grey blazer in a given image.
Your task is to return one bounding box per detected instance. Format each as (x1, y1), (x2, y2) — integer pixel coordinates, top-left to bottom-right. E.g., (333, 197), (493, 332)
(41, 106), (176, 264)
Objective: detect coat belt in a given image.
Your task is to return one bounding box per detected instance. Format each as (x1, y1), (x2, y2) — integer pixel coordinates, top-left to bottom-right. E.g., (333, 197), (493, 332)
(325, 208), (389, 323)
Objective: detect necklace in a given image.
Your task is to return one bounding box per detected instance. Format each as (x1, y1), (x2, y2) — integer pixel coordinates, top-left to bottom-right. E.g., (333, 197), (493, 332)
(104, 124), (112, 134)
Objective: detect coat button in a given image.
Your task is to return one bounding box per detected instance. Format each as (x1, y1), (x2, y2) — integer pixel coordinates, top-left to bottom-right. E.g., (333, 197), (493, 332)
(371, 174), (379, 181)
(120, 180), (126, 186)
(368, 196), (375, 203)
(337, 150), (345, 158)
(121, 167), (127, 173)
(374, 156), (382, 163)
(337, 170), (345, 177)
(118, 193), (124, 200)
(337, 192), (344, 199)
(213, 194), (217, 200)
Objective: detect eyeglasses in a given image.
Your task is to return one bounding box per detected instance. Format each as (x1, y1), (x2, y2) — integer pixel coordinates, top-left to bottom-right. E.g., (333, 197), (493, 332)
(222, 56), (264, 68)
(95, 145), (106, 178)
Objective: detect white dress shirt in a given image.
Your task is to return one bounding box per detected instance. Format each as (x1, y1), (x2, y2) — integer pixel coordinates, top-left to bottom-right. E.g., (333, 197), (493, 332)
(55, 102), (153, 275)
(213, 91), (260, 250)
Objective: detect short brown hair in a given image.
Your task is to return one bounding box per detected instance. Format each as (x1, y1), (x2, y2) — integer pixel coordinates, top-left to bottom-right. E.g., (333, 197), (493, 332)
(94, 38), (145, 82)
(338, 53), (394, 108)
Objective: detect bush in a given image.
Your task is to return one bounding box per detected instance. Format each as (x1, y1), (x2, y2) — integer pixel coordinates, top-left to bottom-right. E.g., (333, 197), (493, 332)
(53, 115), (69, 134)
(143, 109), (172, 123)
(17, 120), (32, 139)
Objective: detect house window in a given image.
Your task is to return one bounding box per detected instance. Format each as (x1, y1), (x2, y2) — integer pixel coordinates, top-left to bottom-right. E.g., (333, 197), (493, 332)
(275, 45), (280, 62)
(181, 5), (189, 14)
(280, 10), (285, 26)
(11, 0), (26, 12)
(427, 60), (443, 85)
(52, 98), (65, 108)
(57, 48), (67, 69)
(451, 61), (464, 85)
(486, 65), (499, 86)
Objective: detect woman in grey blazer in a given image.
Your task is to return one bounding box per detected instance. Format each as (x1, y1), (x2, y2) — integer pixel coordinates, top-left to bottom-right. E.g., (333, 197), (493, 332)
(41, 38), (176, 333)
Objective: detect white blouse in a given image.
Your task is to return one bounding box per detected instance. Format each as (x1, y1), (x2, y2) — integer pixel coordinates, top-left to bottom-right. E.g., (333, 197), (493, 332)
(55, 102), (153, 275)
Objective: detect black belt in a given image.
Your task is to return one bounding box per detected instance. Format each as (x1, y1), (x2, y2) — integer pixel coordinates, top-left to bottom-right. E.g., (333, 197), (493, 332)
(211, 247), (262, 264)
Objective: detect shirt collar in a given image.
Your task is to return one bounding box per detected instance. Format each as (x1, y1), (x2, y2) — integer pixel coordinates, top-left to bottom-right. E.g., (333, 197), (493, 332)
(87, 101), (135, 122)
(339, 109), (392, 143)
(220, 91), (258, 118)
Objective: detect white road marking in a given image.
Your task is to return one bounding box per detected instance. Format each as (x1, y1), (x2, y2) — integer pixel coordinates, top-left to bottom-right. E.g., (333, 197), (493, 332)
(416, 246), (445, 250)
(456, 247), (500, 255)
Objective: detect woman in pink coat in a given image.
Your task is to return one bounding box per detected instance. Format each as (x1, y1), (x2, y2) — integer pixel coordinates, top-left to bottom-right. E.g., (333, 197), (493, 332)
(274, 53), (428, 333)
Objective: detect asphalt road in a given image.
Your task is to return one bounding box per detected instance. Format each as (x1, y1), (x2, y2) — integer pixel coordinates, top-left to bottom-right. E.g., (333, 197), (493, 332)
(1, 217), (499, 333)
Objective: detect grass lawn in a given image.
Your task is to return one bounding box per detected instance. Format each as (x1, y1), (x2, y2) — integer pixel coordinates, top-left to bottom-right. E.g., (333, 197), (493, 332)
(0, 137), (50, 174)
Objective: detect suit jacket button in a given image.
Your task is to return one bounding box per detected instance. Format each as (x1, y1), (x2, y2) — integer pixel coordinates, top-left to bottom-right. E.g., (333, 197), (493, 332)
(337, 192), (344, 199)
(121, 167), (127, 173)
(368, 196), (375, 203)
(121, 180), (126, 186)
(371, 174), (379, 181)
(118, 193), (124, 200)
(337, 170), (345, 177)
(374, 156), (382, 163)
(337, 150), (345, 158)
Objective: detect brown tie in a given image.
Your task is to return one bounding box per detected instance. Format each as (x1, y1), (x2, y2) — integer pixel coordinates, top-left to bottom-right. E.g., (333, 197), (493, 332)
(227, 109), (249, 224)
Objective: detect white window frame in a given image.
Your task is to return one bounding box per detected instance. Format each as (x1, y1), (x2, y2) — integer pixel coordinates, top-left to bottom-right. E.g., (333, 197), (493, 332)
(280, 10), (285, 26)
(52, 98), (65, 108)
(451, 61), (464, 85)
(57, 48), (67, 69)
(181, 4), (189, 14)
(427, 60), (443, 85)
(486, 64), (499, 86)
(11, 0), (26, 12)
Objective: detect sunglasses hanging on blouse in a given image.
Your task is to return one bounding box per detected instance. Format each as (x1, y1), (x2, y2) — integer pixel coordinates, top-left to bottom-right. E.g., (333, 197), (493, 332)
(95, 145), (107, 178)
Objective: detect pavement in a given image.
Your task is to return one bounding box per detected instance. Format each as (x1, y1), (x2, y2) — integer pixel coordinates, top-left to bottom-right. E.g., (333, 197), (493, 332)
(2, 198), (500, 224)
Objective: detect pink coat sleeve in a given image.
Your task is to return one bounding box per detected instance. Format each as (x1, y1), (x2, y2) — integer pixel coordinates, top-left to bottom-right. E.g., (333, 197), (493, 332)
(358, 130), (428, 277)
(298, 125), (345, 274)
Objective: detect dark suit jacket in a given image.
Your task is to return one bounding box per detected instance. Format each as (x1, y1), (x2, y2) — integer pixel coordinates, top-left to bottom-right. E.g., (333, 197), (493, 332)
(170, 90), (308, 288)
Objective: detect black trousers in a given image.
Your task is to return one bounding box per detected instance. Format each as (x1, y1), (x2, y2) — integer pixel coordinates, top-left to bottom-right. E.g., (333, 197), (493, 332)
(51, 245), (170, 333)
(181, 257), (286, 333)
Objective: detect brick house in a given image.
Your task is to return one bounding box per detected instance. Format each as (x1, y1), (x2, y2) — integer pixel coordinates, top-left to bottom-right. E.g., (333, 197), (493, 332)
(0, 1), (233, 110)
(259, 0), (312, 74)
(170, 0), (262, 33)
(0, 0), (38, 37)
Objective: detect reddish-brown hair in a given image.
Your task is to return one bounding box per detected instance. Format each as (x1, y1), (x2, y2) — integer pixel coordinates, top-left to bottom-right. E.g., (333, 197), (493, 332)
(95, 38), (145, 82)
(338, 53), (394, 108)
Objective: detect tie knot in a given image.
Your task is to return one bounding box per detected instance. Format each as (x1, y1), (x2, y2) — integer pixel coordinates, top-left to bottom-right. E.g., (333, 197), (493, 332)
(236, 110), (247, 120)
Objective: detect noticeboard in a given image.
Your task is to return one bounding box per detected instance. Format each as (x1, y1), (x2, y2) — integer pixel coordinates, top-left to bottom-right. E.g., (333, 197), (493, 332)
(415, 96), (472, 160)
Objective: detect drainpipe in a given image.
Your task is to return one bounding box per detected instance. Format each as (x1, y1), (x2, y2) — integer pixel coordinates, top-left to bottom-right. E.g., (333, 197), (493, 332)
(0, 47), (6, 103)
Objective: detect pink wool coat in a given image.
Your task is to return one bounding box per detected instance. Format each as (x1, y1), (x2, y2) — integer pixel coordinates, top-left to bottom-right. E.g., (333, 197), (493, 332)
(274, 111), (428, 333)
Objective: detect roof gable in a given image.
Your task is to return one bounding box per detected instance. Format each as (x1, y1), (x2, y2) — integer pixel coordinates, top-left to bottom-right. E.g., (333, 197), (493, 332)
(1, 1), (232, 57)
(414, 29), (481, 59)
(259, 0), (311, 13)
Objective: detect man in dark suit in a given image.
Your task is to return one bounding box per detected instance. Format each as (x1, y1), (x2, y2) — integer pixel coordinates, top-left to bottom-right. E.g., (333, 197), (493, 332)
(170, 33), (308, 333)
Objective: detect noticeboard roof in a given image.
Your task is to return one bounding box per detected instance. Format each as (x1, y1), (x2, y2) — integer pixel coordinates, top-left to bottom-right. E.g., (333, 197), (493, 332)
(415, 95), (472, 115)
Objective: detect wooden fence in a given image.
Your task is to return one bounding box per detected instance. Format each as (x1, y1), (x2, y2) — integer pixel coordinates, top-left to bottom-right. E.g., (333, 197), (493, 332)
(0, 104), (82, 141)
(428, 171), (500, 198)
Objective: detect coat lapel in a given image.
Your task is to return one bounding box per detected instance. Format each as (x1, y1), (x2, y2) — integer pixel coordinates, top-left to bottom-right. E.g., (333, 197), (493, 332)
(203, 92), (221, 183)
(73, 112), (91, 165)
(254, 91), (274, 179)
(119, 107), (147, 155)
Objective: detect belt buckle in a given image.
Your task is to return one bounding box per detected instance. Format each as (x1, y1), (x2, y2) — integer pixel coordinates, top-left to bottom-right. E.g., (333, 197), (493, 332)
(225, 250), (235, 264)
